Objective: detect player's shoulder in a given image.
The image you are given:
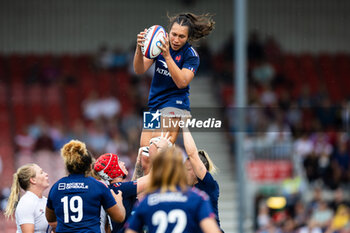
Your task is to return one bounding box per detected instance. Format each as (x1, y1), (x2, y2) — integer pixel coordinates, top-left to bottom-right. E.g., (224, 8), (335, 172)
(17, 192), (39, 209)
(190, 186), (210, 201)
(88, 176), (109, 189)
(110, 180), (137, 188)
(93, 178), (109, 188)
(184, 43), (199, 58)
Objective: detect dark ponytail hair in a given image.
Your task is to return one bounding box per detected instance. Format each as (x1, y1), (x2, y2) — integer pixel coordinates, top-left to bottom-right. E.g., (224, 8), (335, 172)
(168, 12), (215, 42)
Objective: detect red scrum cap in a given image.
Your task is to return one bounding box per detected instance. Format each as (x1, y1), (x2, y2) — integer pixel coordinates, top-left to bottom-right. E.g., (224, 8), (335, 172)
(94, 153), (126, 180)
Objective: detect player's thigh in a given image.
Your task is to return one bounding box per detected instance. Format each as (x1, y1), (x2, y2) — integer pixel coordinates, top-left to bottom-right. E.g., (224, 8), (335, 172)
(159, 107), (190, 143)
(140, 117), (180, 146)
(140, 130), (153, 147)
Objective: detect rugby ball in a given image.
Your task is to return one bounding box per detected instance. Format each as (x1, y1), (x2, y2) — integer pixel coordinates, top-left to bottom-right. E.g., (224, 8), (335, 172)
(141, 25), (166, 59)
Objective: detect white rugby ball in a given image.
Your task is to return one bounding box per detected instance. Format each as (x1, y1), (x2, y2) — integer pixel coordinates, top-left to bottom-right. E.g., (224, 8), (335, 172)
(141, 25), (166, 59)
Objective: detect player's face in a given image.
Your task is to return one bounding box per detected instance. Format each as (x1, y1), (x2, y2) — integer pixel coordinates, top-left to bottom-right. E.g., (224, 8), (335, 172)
(119, 161), (128, 177)
(169, 22), (189, 51)
(185, 160), (197, 186)
(32, 164), (50, 189)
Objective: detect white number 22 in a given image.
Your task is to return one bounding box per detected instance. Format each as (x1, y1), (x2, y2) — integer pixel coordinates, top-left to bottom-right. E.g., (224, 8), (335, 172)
(61, 196), (83, 223)
(152, 209), (187, 233)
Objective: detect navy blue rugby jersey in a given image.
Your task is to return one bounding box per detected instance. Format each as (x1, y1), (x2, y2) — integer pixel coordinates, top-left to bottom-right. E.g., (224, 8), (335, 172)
(47, 174), (117, 233)
(195, 171), (221, 228)
(126, 187), (215, 233)
(148, 42), (200, 111)
(109, 180), (138, 233)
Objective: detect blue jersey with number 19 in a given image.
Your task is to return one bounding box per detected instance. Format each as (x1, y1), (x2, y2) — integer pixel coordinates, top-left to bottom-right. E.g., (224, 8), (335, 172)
(148, 42), (200, 111)
(126, 187), (215, 233)
(47, 174), (117, 233)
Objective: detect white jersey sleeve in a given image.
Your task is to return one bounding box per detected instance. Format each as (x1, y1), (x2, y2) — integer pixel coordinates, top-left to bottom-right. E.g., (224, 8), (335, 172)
(15, 191), (48, 233)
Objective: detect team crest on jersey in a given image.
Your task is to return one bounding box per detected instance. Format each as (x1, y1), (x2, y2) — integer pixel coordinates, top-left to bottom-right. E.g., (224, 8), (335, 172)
(175, 55), (181, 62)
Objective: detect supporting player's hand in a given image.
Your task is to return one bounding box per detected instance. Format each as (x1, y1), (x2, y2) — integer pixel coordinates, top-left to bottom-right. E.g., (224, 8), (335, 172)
(157, 131), (173, 150)
(136, 29), (147, 49)
(108, 190), (126, 222)
(150, 131), (172, 152)
(111, 190), (123, 205)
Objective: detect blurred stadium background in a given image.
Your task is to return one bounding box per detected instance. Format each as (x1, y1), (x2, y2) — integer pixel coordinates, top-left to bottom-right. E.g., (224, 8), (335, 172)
(0, 0), (349, 232)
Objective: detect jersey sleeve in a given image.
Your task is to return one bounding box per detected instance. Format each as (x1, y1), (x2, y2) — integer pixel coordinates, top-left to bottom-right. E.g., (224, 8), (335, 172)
(196, 192), (216, 222)
(110, 181), (137, 199)
(99, 181), (117, 210)
(198, 172), (217, 190)
(16, 199), (35, 225)
(182, 47), (200, 74)
(125, 200), (145, 232)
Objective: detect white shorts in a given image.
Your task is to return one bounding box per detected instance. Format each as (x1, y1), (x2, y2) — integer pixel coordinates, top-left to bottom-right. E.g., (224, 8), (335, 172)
(160, 107), (191, 118)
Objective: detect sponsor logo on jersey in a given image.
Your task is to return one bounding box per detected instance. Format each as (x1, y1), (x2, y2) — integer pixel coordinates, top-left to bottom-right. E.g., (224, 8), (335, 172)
(57, 182), (88, 190)
(148, 192), (188, 206)
(159, 60), (168, 68)
(156, 67), (171, 77)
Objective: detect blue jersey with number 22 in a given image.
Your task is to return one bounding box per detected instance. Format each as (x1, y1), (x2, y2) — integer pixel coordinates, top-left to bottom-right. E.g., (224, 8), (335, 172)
(126, 187), (215, 233)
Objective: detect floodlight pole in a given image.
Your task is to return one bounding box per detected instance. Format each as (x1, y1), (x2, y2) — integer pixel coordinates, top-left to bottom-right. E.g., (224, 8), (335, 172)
(234, 0), (247, 232)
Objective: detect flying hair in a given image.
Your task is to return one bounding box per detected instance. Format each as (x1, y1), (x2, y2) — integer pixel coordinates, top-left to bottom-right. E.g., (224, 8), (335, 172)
(167, 12), (215, 42)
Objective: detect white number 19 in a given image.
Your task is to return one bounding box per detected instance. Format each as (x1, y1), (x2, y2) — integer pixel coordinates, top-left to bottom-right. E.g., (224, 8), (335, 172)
(61, 196), (83, 223)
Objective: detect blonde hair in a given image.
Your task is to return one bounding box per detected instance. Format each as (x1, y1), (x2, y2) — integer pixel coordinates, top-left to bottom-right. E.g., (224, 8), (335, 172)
(89, 159), (101, 180)
(61, 140), (92, 175)
(198, 149), (218, 174)
(4, 163), (36, 219)
(146, 147), (188, 194)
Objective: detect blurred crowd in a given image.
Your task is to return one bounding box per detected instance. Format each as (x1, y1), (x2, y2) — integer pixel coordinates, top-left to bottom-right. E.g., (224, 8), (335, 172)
(209, 31), (350, 232)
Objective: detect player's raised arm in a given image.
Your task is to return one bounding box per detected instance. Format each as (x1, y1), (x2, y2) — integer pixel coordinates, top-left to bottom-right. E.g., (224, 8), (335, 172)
(133, 28), (154, 74)
(183, 126), (207, 180)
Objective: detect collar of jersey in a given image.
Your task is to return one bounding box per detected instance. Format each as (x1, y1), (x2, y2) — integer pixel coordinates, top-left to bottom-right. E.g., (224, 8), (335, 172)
(68, 174), (86, 178)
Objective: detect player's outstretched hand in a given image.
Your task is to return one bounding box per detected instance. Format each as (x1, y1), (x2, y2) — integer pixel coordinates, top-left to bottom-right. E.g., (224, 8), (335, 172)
(150, 131), (173, 152)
